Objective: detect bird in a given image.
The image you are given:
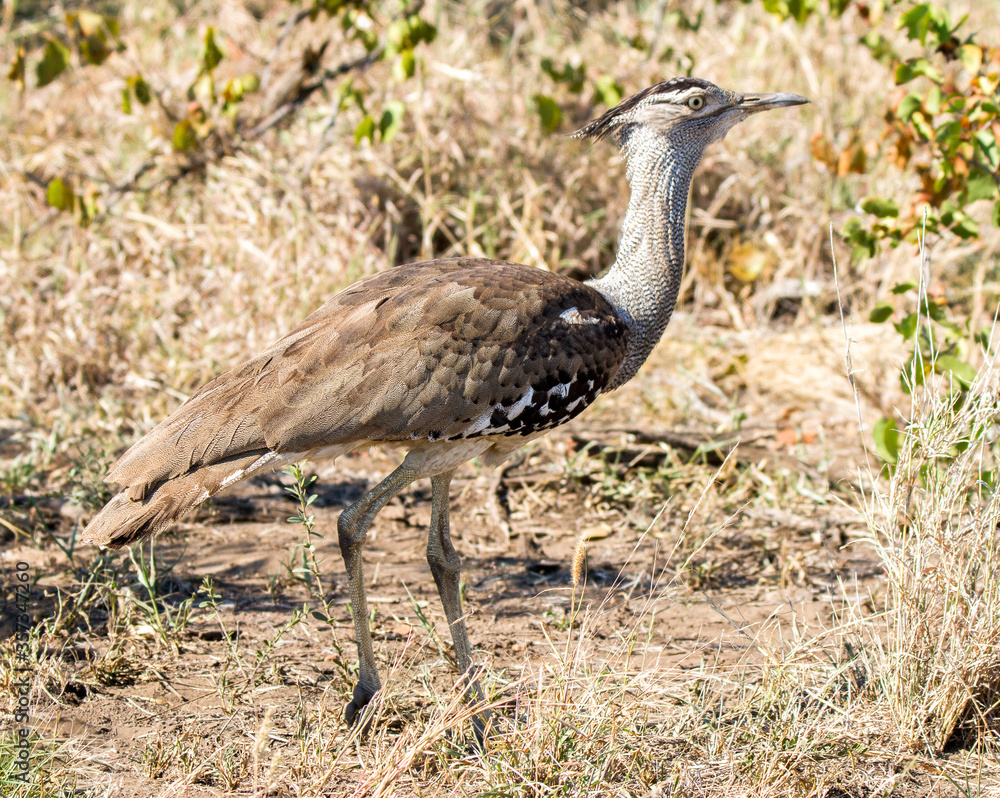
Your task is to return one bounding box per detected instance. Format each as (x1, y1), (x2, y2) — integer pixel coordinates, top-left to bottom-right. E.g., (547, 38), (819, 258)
(82, 77), (808, 735)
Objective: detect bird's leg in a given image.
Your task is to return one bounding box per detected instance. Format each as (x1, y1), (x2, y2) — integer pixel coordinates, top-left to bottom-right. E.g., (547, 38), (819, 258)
(426, 470), (490, 738)
(339, 463), (416, 728)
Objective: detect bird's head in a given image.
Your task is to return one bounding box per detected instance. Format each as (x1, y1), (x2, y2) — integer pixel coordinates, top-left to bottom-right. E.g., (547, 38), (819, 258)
(574, 77), (808, 155)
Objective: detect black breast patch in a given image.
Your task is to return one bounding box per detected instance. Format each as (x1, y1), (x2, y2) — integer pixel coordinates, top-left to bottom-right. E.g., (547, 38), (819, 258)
(444, 306), (628, 441)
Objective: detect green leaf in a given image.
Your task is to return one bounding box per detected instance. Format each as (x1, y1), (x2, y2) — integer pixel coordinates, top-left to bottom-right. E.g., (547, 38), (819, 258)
(8, 45), (25, 90)
(873, 417), (900, 464)
(958, 43), (982, 75)
(378, 101), (405, 142)
(894, 312), (918, 341)
(310, 609), (334, 625)
(172, 119), (197, 151)
(121, 85), (132, 114)
(895, 58), (941, 85)
(46, 177), (73, 211)
(897, 92), (922, 122)
(860, 31), (891, 63)
(951, 215), (979, 239)
(386, 18), (410, 53)
(130, 75), (151, 105)
(861, 196), (899, 218)
(79, 33), (111, 65)
(935, 355), (977, 388)
(354, 114), (375, 144)
(922, 299), (944, 321)
(897, 4), (932, 45)
(594, 74), (623, 107)
(761, 0), (818, 22)
(338, 83), (365, 113)
(787, 0), (816, 24)
(934, 119), (961, 147)
(946, 94), (966, 114)
(869, 303), (894, 323)
(966, 170), (998, 203)
(841, 217), (877, 261)
(71, 10), (112, 37)
(223, 75), (253, 105)
(36, 38), (70, 87)
(357, 27), (379, 53)
(540, 58), (586, 93)
(909, 111), (933, 140)
(924, 85), (942, 115)
(190, 72), (214, 104)
(79, 189), (99, 225)
(393, 49), (415, 82)
(67, 12), (117, 65)
(993, 200), (1000, 229)
(533, 94), (561, 133)
(915, 58), (942, 82)
(202, 27), (224, 73)
(407, 15), (437, 46)
(240, 73), (259, 94)
(975, 129), (999, 170)
(891, 282), (917, 295)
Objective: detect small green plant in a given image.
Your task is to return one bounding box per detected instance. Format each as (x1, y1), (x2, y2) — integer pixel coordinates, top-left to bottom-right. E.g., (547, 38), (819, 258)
(141, 736), (176, 780)
(868, 269), (995, 480)
(283, 463), (346, 654)
(0, 426), (61, 498)
(125, 541), (210, 649)
(283, 463), (324, 598)
(211, 744), (249, 791)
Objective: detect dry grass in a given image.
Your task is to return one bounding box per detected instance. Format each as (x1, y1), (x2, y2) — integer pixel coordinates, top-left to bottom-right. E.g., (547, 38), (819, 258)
(2, 0), (1000, 796)
(856, 343), (1000, 754)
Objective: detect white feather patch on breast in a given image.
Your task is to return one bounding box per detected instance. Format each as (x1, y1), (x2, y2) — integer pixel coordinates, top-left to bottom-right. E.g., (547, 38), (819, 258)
(559, 307), (602, 325)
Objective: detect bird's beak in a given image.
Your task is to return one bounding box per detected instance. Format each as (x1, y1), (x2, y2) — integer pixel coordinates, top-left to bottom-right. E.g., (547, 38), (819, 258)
(738, 92), (810, 111)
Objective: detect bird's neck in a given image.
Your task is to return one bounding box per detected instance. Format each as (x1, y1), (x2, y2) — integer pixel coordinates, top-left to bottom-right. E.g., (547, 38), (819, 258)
(586, 129), (701, 389)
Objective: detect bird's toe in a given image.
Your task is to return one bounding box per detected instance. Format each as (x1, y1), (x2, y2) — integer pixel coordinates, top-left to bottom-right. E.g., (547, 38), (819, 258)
(345, 683), (377, 730)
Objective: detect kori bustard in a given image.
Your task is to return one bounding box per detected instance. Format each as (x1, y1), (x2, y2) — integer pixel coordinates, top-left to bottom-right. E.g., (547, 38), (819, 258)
(83, 77), (808, 732)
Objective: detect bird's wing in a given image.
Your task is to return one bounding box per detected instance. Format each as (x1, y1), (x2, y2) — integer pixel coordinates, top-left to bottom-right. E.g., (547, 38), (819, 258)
(259, 259), (630, 450)
(105, 258), (628, 493)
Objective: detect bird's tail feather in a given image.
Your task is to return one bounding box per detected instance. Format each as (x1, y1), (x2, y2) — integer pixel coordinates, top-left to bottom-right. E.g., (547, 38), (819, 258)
(81, 450), (284, 549)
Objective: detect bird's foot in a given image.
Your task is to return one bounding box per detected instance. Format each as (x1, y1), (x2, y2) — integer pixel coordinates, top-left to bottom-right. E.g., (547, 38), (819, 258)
(470, 711), (492, 750)
(345, 682), (378, 731)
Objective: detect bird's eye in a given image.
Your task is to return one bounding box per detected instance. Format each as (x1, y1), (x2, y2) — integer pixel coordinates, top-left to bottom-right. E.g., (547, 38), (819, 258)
(688, 95), (705, 110)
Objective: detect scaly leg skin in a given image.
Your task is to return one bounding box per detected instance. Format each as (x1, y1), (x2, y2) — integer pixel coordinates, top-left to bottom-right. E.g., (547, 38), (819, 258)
(426, 470), (491, 742)
(339, 464), (417, 728)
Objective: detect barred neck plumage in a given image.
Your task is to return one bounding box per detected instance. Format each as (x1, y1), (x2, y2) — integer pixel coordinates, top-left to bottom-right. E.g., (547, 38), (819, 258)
(586, 126), (703, 389)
